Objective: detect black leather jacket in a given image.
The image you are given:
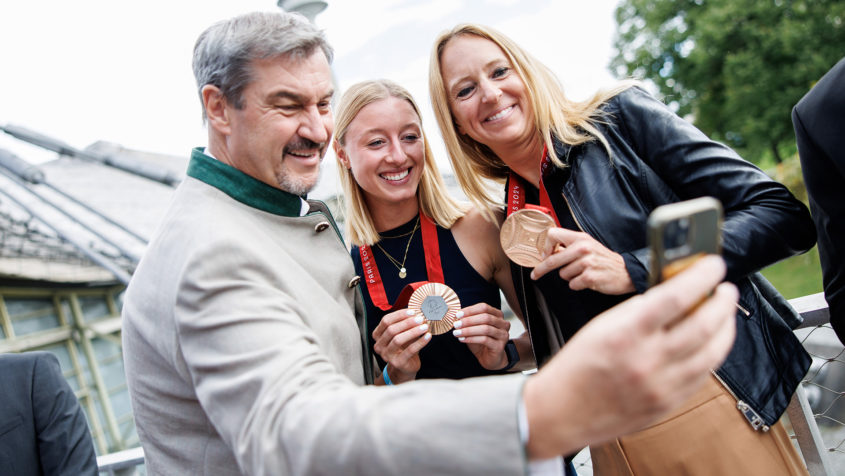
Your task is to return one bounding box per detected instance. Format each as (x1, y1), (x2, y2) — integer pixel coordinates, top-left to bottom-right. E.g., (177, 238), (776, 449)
(512, 87), (815, 429)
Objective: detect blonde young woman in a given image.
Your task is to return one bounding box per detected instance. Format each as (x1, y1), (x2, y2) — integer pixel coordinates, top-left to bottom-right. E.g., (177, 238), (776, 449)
(429, 24), (815, 475)
(333, 79), (535, 386)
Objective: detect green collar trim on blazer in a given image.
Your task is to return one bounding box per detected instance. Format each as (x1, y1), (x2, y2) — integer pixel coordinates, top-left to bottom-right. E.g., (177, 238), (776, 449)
(186, 147), (303, 217)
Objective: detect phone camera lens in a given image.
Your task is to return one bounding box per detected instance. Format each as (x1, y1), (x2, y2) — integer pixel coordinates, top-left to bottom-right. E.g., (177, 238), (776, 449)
(664, 218), (690, 250)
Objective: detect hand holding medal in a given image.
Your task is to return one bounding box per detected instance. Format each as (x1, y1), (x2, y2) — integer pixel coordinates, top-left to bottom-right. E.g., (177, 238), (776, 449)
(503, 162), (633, 293)
(371, 281), (461, 384)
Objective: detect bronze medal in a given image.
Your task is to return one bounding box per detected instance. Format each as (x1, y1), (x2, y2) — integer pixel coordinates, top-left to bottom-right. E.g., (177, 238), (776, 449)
(500, 208), (556, 267)
(407, 282), (461, 335)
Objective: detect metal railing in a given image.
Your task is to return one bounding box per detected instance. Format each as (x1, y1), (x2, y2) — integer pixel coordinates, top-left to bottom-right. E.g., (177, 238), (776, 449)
(98, 293), (844, 475)
(97, 446), (145, 475)
(790, 292), (845, 476)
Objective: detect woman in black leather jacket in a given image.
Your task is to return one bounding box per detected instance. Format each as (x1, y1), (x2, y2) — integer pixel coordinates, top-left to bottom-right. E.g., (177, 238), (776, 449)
(429, 23), (815, 475)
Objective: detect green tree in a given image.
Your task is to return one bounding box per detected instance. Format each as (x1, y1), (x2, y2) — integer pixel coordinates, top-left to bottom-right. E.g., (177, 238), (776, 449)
(612, 0), (845, 164)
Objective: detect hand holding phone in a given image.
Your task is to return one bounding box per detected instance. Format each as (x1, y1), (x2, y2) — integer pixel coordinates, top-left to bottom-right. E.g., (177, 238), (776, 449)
(648, 197), (723, 288)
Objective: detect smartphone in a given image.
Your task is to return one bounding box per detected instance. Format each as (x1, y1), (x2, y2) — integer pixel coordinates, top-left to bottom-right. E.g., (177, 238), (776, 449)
(647, 197), (723, 287)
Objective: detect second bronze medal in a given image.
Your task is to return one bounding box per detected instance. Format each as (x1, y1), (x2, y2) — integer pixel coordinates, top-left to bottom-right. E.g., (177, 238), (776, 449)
(500, 208), (556, 267)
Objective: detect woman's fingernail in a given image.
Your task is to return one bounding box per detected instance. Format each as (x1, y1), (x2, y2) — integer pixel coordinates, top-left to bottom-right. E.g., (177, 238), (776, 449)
(456, 310), (464, 318)
(419, 324), (429, 332)
(458, 337), (466, 342)
(406, 309), (415, 316)
(453, 319), (463, 329)
(414, 315), (424, 324)
(453, 329), (462, 337)
(424, 333), (432, 341)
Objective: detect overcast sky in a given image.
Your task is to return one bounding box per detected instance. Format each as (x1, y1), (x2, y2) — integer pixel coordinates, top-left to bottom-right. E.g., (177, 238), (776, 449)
(0, 0), (621, 199)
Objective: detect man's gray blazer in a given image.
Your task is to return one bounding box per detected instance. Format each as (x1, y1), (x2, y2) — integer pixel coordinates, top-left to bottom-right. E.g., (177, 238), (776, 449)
(122, 149), (528, 475)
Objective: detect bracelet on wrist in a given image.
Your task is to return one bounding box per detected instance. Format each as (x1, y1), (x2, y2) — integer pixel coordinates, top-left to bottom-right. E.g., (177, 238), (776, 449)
(382, 365), (394, 385)
(500, 340), (520, 371)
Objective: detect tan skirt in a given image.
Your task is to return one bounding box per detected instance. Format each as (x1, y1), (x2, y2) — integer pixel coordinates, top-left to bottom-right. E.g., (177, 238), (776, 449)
(589, 375), (808, 476)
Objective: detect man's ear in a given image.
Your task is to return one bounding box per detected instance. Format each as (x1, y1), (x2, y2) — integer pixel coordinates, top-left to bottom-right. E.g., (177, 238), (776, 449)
(202, 85), (231, 135)
(333, 140), (351, 169)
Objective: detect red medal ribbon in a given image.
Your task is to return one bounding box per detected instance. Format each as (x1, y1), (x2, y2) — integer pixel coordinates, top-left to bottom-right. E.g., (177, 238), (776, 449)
(359, 245), (390, 309)
(420, 213), (444, 283)
(359, 211), (444, 311)
(506, 144), (561, 226)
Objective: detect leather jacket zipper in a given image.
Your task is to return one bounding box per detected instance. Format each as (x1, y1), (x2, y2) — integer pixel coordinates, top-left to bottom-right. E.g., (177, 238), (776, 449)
(736, 302), (751, 316)
(560, 192), (586, 233)
(712, 371), (770, 431)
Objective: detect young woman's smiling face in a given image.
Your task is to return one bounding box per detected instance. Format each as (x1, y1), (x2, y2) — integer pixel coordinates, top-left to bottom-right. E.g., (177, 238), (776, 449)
(439, 34), (537, 159)
(337, 96), (425, 211)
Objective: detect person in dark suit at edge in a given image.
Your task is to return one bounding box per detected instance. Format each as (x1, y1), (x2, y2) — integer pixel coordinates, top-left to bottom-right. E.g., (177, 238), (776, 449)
(0, 351), (98, 476)
(793, 56), (845, 344)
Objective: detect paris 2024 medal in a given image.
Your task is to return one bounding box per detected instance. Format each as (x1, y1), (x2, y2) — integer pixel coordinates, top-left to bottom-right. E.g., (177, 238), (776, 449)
(500, 208), (556, 267)
(407, 282), (461, 335)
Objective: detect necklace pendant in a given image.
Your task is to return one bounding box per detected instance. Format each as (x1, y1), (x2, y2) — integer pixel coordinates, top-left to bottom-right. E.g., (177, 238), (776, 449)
(399, 268), (407, 279)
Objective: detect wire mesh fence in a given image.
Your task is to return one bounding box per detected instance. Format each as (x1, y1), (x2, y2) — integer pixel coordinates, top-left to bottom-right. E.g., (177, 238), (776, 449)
(796, 322), (845, 474)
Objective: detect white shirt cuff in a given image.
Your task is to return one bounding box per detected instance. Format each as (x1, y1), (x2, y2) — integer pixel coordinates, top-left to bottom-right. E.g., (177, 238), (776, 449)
(518, 397), (567, 475)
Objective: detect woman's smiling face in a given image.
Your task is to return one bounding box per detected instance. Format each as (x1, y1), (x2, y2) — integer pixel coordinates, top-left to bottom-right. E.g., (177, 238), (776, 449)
(439, 34), (536, 159)
(336, 96), (425, 210)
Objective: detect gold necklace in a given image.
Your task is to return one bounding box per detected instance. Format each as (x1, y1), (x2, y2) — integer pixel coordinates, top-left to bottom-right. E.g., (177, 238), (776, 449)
(375, 217), (419, 279)
(378, 226), (418, 239)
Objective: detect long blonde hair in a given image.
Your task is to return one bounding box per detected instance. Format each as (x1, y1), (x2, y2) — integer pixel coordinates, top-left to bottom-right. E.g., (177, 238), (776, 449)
(334, 79), (466, 246)
(429, 23), (635, 218)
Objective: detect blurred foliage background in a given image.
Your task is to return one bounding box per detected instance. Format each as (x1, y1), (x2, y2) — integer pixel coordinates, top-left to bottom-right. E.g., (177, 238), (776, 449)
(611, 0), (845, 298)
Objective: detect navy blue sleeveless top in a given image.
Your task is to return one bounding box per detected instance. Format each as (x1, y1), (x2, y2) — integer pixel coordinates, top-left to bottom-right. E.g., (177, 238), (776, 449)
(351, 215), (505, 380)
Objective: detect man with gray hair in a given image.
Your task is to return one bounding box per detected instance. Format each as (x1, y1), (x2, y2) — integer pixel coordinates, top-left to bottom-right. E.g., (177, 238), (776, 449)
(122, 11), (738, 475)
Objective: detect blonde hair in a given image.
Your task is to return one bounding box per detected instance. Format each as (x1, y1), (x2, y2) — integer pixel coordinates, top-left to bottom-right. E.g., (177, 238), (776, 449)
(334, 79), (466, 246)
(429, 23), (636, 218)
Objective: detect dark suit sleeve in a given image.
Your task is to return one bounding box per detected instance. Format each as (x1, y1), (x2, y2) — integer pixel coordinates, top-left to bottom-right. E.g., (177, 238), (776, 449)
(31, 353), (98, 476)
(794, 56), (845, 344)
